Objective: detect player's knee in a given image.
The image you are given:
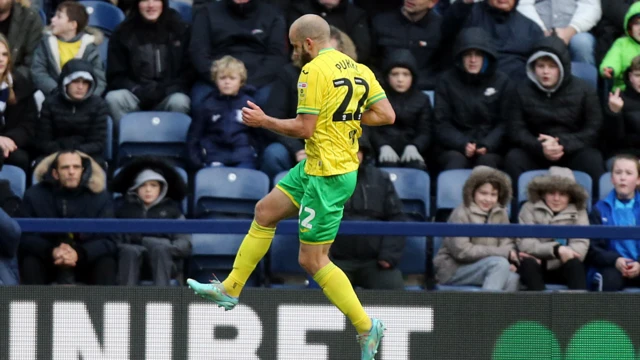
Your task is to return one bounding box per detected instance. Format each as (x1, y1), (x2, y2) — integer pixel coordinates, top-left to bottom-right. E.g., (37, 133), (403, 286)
(298, 253), (325, 275)
(254, 199), (273, 227)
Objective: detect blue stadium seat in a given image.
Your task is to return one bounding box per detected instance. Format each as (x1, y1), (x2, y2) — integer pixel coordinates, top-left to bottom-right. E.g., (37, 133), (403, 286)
(517, 170), (592, 211)
(599, 172), (613, 201)
(0, 165), (26, 198)
(79, 1), (125, 35)
(105, 116), (113, 161)
(432, 237), (482, 291)
(169, 0), (192, 23)
(397, 236), (427, 290)
(422, 90), (434, 107)
(436, 169), (471, 220)
(188, 233), (262, 286)
(194, 167), (269, 218)
(268, 235), (308, 288)
(380, 168), (430, 220)
(117, 112), (191, 166)
(98, 37), (109, 70)
(571, 62), (598, 89)
(273, 170), (288, 187)
(112, 166), (189, 214)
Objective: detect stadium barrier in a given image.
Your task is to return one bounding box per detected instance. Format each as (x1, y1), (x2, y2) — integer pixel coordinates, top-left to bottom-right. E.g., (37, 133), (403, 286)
(3, 287), (640, 360)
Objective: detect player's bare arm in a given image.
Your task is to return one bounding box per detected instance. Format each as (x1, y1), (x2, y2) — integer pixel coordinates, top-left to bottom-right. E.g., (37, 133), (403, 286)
(360, 98), (395, 127)
(242, 100), (317, 139)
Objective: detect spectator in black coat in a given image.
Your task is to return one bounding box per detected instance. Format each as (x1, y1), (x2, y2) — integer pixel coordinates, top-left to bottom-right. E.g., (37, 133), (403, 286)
(442, 0), (544, 81)
(435, 28), (510, 171)
(37, 59), (107, 166)
(189, 0), (287, 111)
(0, 179), (20, 285)
(329, 134), (406, 290)
(287, 0), (371, 62)
(18, 150), (117, 285)
(602, 55), (640, 169)
(505, 36), (604, 194)
(354, 0), (403, 19)
(370, 49), (431, 170)
(105, 0), (192, 124)
(371, 0), (443, 90)
(0, 33), (36, 172)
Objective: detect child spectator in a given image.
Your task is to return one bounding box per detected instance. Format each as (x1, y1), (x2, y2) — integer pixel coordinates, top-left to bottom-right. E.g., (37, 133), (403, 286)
(31, 1), (106, 97)
(111, 157), (191, 286)
(601, 2), (640, 91)
(587, 155), (640, 291)
(603, 55), (640, 168)
(435, 28), (510, 171)
(517, 166), (589, 291)
(37, 59), (107, 166)
(0, 33), (37, 172)
(370, 49), (431, 171)
(434, 166), (520, 292)
(187, 55), (259, 169)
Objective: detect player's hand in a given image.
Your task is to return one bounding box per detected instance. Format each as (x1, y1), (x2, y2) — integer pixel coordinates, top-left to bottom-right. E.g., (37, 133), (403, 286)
(242, 101), (267, 128)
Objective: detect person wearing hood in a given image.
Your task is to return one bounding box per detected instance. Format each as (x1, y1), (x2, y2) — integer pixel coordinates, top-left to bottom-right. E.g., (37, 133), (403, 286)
(442, 0), (544, 81)
(435, 28), (510, 171)
(329, 132), (406, 290)
(370, 49), (431, 170)
(505, 36), (604, 196)
(36, 59), (107, 166)
(517, 0), (601, 65)
(30, 1), (106, 98)
(187, 55), (260, 169)
(189, 0), (286, 111)
(586, 155), (640, 291)
(516, 166), (590, 291)
(18, 150), (117, 285)
(601, 2), (640, 91)
(371, 0), (443, 90)
(0, 33), (36, 172)
(434, 166), (520, 291)
(286, 0), (370, 63)
(105, 0), (192, 124)
(260, 26), (358, 179)
(592, 0), (633, 68)
(111, 157), (191, 286)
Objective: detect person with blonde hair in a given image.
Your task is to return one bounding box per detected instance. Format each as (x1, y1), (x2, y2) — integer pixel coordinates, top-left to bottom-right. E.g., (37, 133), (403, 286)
(186, 55), (260, 169)
(0, 33), (36, 172)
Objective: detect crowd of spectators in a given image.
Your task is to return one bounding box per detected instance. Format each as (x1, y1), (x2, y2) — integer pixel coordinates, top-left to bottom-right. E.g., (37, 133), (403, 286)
(0, 0), (636, 290)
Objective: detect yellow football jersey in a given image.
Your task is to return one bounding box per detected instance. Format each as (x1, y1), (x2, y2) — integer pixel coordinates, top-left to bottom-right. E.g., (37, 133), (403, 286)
(297, 48), (386, 176)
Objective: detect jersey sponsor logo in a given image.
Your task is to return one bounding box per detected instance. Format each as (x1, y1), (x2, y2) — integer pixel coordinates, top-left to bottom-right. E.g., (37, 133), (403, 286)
(298, 82), (308, 88)
(301, 69), (309, 75)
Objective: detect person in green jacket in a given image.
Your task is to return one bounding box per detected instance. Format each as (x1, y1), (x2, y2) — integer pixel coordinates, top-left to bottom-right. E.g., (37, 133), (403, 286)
(601, 2), (640, 91)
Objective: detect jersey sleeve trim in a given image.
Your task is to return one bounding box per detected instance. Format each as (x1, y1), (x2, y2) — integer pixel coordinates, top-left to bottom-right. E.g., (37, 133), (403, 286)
(365, 93), (387, 109)
(297, 106), (321, 115)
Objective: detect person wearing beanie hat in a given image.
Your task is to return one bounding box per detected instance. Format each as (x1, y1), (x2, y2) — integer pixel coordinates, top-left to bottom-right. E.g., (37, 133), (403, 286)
(434, 166), (520, 291)
(36, 59), (108, 166)
(517, 166), (590, 291)
(434, 27), (510, 171)
(110, 156), (191, 286)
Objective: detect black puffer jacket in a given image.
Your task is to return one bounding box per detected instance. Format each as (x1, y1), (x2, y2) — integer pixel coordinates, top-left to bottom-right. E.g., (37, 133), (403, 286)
(287, 0), (371, 62)
(37, 59), (107, 162)
(604, 71), (640, 158)
(509, 36), (602, 155)
(0, 79), (37, 152)
(330, 138), (406, 266)
(190, 0), (287, 88)
(107, 0), (193, 107)
(370, 49), (432, 156)
(371, 9), (443, 90)
(434, 28), (511, 154)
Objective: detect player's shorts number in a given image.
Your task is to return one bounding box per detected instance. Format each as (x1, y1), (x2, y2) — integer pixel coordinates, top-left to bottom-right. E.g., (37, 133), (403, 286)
(299, 206), (316, 230)
(332, 77), (370, 122)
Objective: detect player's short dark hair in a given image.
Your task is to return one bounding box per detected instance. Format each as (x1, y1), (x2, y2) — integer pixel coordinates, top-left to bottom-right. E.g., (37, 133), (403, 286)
(57, 1), (89, 34)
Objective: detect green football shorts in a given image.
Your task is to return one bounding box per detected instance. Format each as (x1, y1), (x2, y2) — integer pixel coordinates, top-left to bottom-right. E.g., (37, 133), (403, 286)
(275, 160), (357, 244)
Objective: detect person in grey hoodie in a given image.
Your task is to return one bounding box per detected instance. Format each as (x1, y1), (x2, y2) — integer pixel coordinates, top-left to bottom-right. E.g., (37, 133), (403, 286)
(434, 166), (520, 292)
(110, 157), (191, 286)
(30, 1), (106, 97)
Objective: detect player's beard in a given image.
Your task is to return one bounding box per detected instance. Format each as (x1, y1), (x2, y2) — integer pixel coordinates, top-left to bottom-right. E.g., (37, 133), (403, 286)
(300, 48), (313, 67)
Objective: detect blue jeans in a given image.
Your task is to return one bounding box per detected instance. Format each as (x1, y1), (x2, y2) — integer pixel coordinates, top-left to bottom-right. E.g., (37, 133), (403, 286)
(569, 32), (596, 65)
(260, 142), (293, 179)
(0, 257), (19, 285)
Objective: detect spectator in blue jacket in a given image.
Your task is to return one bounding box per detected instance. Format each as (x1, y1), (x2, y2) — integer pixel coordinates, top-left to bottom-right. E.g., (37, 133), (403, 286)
(0, 180), (20, 285)
(587, 154), (640, 291)
(186, 56), (260, 169)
